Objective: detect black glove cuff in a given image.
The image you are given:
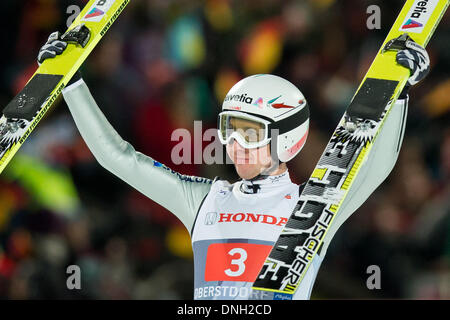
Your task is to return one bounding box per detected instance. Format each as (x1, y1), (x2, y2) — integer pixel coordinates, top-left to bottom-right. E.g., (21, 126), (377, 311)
(399, 84), (410, 99)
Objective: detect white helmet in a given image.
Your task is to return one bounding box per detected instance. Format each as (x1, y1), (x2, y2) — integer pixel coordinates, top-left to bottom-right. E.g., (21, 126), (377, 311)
(218, 74), (309, 162)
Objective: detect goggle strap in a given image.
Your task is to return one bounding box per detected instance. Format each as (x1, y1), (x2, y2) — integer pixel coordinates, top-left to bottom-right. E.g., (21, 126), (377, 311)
(271, 104), (309, 134)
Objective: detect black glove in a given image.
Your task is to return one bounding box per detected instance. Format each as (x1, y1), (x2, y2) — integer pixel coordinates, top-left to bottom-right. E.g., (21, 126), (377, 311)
(37, 31), (82, 86)
(37, 31), (67, 64)
(396, 40), (430, 99)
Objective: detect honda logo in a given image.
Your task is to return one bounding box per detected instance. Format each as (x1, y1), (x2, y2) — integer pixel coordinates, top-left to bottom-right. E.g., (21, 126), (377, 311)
(204, 212), (218, 226)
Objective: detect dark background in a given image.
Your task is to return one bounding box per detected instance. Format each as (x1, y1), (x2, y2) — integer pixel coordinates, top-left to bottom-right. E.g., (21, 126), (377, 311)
(0, 0), (448, 299)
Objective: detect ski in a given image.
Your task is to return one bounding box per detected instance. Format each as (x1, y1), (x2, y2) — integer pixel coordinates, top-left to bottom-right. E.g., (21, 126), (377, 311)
(251, 0), (449, 300)
(0, 0), (130, 174)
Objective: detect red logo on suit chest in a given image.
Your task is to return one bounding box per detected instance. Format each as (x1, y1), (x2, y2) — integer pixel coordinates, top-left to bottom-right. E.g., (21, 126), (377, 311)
(218, 213), (288, 226)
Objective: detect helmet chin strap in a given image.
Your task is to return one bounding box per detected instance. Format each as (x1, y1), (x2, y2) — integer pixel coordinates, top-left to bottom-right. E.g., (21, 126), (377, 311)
(239, 137), (284, 194)
(250, 159), (281, 181)
(247, 137), (282, 182)
(240, 158), (283, 194)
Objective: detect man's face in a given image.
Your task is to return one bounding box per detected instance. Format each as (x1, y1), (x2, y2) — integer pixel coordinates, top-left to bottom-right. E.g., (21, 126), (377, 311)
(226, 139), (273, 180)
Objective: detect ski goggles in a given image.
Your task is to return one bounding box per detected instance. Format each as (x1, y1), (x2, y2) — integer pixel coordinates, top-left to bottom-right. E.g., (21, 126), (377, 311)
(218, 111), (272, 149)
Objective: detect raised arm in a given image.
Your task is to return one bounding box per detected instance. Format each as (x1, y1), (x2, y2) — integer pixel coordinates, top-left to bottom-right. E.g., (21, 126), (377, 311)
(37, 31), (212, 231)
(62, 78), (211, 232)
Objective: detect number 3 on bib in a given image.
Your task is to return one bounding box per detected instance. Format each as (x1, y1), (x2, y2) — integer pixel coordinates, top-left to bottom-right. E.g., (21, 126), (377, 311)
(205, 243), (272, 282)
(225, 248), (248, 277)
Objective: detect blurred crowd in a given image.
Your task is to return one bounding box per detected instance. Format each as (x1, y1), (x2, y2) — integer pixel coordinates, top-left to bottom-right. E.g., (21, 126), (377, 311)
(0, 0), (449, 299)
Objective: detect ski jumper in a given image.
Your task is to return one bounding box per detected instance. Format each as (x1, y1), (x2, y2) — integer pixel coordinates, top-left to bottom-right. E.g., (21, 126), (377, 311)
(62, 79), (408, 299)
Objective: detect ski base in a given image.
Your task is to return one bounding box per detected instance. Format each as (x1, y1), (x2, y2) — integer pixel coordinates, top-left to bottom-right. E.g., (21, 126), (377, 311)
(3, 74), (63, 121)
